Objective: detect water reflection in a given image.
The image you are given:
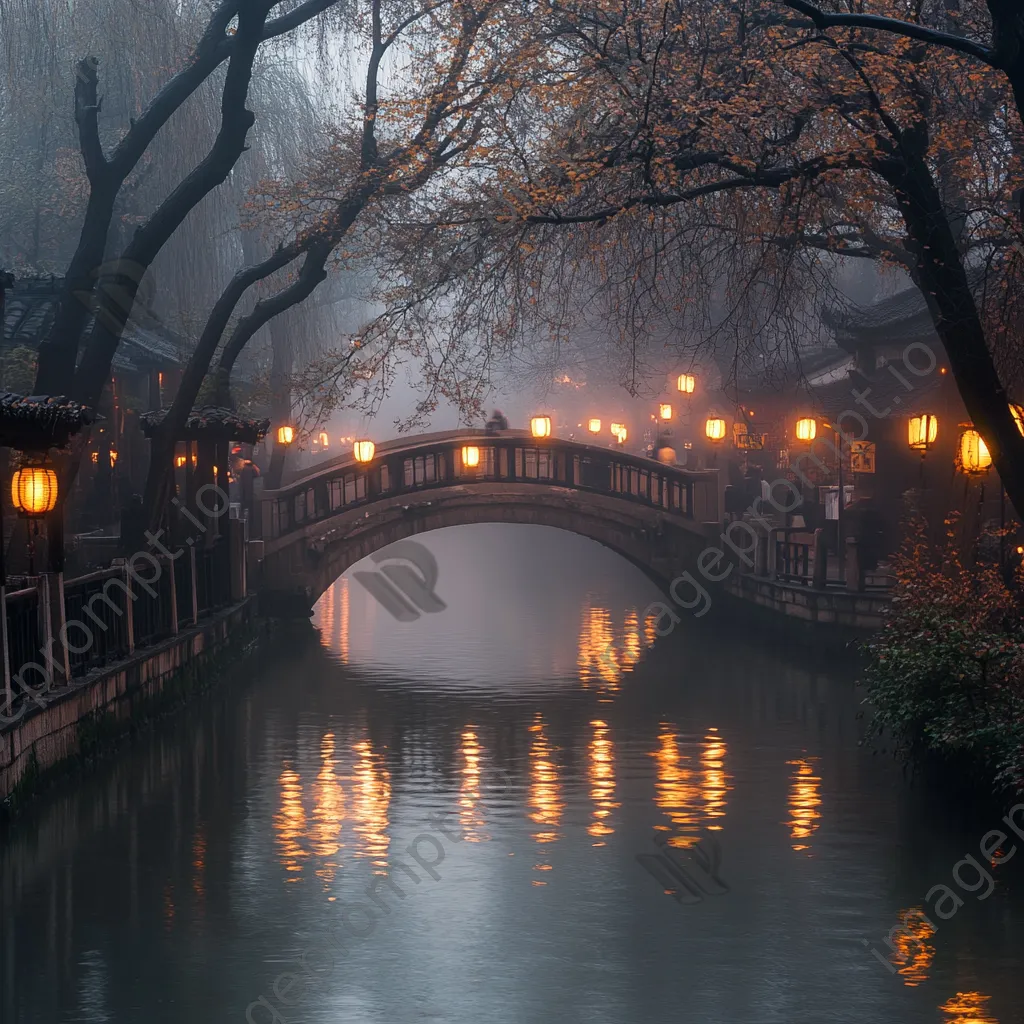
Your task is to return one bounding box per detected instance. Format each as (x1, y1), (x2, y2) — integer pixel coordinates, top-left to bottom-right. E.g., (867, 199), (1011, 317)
(888, 908), (936, 986)
(7, 526), (1024, 1024)
(652, 724), (701, 848)
(459, 727), (488, 843)
(528, 713), (563, 880)
(786, 757), (822, 853)
(940, 991), (998, 1023)
(275, 766), (307, 881)
(587, 719), (618, 845)
(701, 728), (728, 829)
(311, 732), (344, 890)
(351, 739), (391, 871)
(577, 601), (653, 695)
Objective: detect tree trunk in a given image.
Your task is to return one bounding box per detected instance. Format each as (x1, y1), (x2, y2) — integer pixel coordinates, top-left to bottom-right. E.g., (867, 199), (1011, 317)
(881, 147), (1024, 521)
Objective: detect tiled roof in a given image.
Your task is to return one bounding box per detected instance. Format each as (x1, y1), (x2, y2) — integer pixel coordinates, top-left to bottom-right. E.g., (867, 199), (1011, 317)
(3, 275), (183, 371)
(823, 267), (989, 350)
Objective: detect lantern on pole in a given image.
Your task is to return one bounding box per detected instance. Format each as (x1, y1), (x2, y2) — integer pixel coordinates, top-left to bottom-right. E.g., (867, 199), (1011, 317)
(676, 374), (696, 394)
(908, 414), (938, 451)
(705, 416), (726, 442)
(461, 445), (481, 468)
(276, 425), (294, 445)
(659, 403), (673, 421)
(794, 417), (817, 442)
(318, 431), (330, 449)
(588, 418), (601, 433)
(958, 428), (992, 474)
(353, 439), (375, 462)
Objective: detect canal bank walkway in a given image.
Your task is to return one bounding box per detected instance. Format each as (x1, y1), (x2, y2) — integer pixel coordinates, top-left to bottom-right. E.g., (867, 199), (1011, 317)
(0, 597), (258, 810)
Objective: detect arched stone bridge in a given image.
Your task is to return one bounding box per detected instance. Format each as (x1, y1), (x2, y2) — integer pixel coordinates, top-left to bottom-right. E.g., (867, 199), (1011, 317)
(255, 429), (723, 615)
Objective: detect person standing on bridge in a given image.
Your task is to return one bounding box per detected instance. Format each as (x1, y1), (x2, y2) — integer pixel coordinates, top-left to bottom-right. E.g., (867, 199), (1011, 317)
(485, 409), (509, 434)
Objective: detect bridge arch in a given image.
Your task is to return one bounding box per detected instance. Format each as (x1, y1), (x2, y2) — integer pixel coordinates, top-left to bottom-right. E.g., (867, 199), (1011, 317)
(254, 431), (721, 614)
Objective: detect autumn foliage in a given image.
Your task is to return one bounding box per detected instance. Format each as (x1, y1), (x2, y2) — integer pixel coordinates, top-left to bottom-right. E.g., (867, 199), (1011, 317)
(864, 513), (1024, 796)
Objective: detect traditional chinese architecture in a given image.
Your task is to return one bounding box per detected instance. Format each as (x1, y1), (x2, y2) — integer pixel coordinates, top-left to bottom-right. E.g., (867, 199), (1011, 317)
(2, 275), (184, 521)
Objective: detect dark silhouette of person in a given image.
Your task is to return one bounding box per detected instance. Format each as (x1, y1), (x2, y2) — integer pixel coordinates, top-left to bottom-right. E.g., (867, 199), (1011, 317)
(485, 409), (509, 434)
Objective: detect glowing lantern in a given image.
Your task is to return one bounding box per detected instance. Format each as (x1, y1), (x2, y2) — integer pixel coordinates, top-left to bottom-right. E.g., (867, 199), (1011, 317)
(795, 417), (817, 442)
(90, 452), (98, 464)
(530, 415), (552, 438)
(109, 449), (118, 467)
(659, 403), (673, 420)
(1012, 404), (1024, 435)
(676, 373), (696, 394)
(175, 455), (188, 468)
(462, 445), (481, 468)
(610, 422), (624, 436)
(615, 426), (627, 443)
(958, 428), (992, 473)
(11, 464), (58, 517)
(318, 431), (330, 448)
(705, 416), (727, 442)
(276, 425), (294, 445)
(353, 439), (375, 462)
(588, 418), (601, 433)
(908, 414), (938, 451)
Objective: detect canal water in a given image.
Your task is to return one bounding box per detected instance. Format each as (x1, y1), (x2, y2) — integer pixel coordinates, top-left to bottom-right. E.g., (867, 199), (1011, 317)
(3, 524), (1024, 1023)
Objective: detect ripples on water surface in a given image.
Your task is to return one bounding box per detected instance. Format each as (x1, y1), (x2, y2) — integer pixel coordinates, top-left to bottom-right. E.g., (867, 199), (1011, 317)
(3, 524), (1024, 1023)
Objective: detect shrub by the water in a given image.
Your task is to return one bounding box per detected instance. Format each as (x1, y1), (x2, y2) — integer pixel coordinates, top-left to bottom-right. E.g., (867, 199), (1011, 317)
(863, 514), (1024, 796)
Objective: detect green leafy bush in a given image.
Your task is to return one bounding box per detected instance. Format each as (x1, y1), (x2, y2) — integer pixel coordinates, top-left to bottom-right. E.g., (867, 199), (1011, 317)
(863, 515), (1024, 795)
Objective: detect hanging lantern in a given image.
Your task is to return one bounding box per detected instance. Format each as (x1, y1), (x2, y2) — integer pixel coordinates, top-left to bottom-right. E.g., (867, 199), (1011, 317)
(610, 422), (624, 436)
(462, 445), (481, 468)
(353, 439), (375, 462)
(530, 415), (552, 438)
(908, 413), (938, 451)
(705, 416), (726, 442)
(318, 431), (330, 449)
(795, 417), (817, 442)
(958, 428), (992, 473)
(588, 418), (601, 433)
(175, 455), (187, 468)
(615, 426), (627, 443)
(659, 403), (673, 420)
(277, 425), (294, 445)
(11, 464), (58, 517)
(676, 373), (696, 394)
(109, 449), (118, 467)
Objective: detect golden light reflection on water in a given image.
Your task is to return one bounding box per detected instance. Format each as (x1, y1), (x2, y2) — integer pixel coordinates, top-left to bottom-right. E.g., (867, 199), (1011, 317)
(529, 714), (564, 881)
(940, 991), (998, 1023)
(588, 720), (619, 845)
(338, 576), (349, 663)
(888, 908), (936, 986)
(275, 766), (308, 881)
(577, 603), (654, 696)
(459, 727), (488, 842)
(701, 727), (727, 829)
(352, 739), (391, 872)
(786, 757), (821, 853)
(311, 733), (345, 890)
(652, 724), (729, 847)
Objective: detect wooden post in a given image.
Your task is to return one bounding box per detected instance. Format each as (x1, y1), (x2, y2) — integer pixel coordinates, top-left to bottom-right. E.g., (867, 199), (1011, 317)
(189, 544), (198, 623)
(845, 537), (864, 592)
(167, 552), (179, 635)
(811, 528), (828, 589)
(122, 562), (135, 655)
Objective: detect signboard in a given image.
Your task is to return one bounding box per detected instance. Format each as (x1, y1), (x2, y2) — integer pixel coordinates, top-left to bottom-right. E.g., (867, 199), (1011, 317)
(850, 440), (876, 473)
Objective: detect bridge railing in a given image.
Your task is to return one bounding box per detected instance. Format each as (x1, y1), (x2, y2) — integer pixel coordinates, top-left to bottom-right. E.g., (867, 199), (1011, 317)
(260, 433), (720, 541)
